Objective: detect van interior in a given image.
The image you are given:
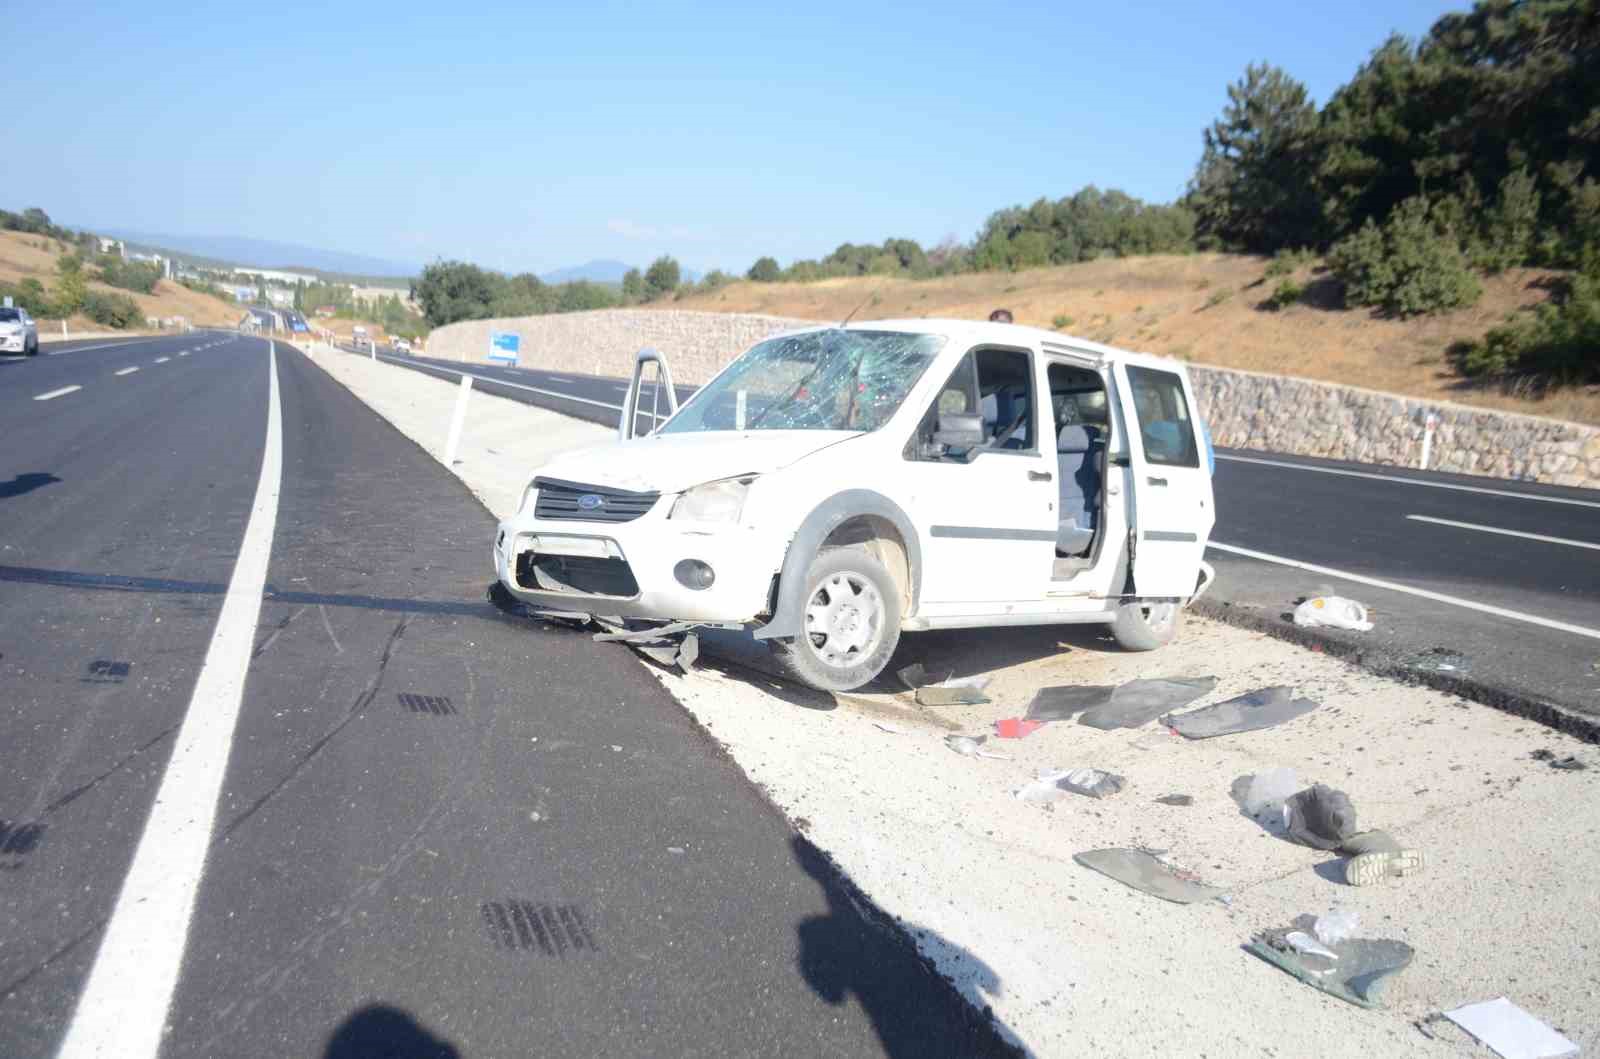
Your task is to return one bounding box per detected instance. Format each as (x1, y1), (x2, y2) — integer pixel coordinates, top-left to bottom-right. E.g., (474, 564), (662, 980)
(1048, 362), (1109, 579)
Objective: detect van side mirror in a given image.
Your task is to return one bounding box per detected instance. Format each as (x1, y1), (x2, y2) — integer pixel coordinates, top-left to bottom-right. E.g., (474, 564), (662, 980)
(932, 412), (985, 450)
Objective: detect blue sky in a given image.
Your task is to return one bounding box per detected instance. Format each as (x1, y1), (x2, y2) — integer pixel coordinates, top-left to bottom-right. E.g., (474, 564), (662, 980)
(4, 1), (1463, 275)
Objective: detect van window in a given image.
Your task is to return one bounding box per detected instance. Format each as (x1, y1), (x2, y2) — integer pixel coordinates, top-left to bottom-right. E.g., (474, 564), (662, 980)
(1126, 365), (1198, 468)
(911, 347), (1036, 458)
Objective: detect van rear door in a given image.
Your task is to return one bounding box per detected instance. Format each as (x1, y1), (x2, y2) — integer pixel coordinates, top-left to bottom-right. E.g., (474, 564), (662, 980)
(1109, 355), (1214, 599)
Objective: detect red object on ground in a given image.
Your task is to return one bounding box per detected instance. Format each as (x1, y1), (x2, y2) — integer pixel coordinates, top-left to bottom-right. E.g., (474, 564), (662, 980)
(995, 718), (1044, 739)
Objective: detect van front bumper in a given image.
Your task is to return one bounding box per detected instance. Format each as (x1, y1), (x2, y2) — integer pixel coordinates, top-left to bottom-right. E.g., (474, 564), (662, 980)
(493, 508), (781, 624)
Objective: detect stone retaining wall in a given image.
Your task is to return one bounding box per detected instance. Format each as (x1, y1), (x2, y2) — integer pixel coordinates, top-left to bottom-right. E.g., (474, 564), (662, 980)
(427, 309), (1600, 488)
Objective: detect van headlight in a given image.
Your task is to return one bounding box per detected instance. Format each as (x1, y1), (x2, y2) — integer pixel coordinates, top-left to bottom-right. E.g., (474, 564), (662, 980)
(669, 478), (752, 523)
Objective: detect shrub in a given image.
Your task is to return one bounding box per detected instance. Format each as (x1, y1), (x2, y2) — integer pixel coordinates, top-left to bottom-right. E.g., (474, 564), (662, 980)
(1456, 268), (1600, 381)
(1263, 246), (1316, 278)
(0, 278), (51, 316)
(1328, 197), (1480, 316)
(82, 290), (144, 328)
(746, 256), (780, 282)
(1203, 287), (1233, 308)
(97, 257), (162, 294)
(1266, 279), (1304, 309)
(1052, 314), (1074, 330)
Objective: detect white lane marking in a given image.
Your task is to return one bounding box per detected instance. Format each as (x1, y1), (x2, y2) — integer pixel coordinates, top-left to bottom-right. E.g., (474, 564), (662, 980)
(1207, 540), (1600, 642)
(154, 357), (170, 364)
(1407, 514), (1600, 552)
(33, 385), (83, 401)
(179, 351), (189, 357)
(380, 355), (624, 411)
(114, 366), (139, 376)
(58, 342), (283, 1059)
(44, 337), (166, 356)
(1217, 453), (1600, 509)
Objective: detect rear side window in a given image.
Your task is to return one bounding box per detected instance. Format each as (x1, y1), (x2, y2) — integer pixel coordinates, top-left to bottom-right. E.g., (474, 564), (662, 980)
(0, 309), (19, 322)
(1126, 366), (1198, 468)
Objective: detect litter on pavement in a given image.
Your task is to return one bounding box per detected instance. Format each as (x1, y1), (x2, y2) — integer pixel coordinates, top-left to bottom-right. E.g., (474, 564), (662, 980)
(1283, 783), (1359, 850)
(1531, 748), (1588, 771)
(1076, 676), (1218, 730)
(1442, 997), (1579, 1059)
(1247, 918), (1414, 1009)
(901, 667), (993, 707)
(1240, 767), (1302, 821)
(944, 734), (1008, 760)
(1057, 768), (1126, 799)
(1292, 595), (1374, 631)
(1164, 685), (1319, 739)
(994, 717), (1045, 739)
(1155, 793), (1195, 806)
(1073, 848), (1222, 905)
(1313, 908), (1359, 945)
(1024, 684), (1116, 722)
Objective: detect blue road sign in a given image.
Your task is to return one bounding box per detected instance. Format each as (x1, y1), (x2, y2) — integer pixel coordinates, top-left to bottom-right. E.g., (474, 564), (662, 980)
(489, 331), (521, 365)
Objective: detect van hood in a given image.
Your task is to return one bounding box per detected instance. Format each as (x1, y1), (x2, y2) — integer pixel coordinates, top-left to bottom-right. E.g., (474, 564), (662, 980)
(532, 431), (860, 494)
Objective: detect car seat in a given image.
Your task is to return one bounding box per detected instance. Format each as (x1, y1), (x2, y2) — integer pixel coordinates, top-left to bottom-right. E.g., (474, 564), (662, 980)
(1056, 423), (1103, 554)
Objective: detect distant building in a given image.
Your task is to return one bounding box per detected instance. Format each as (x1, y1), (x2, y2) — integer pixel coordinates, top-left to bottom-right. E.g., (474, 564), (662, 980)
(98, 237), (123, 255)
(265, 287), (295, 308)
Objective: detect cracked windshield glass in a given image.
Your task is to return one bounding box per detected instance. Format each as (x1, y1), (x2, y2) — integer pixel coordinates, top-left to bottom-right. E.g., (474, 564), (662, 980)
(658, 330), (945, 433)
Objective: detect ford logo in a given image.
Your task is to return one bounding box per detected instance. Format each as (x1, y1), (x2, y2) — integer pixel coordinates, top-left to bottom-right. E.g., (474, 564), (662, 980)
(577, 493), (604, 511)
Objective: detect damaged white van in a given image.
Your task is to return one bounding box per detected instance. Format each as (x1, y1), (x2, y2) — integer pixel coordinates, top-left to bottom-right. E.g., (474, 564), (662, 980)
(492, 319), (1215, 691)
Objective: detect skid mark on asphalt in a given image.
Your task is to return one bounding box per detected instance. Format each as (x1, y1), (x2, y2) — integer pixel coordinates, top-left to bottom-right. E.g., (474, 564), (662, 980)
(42, 724), (180, 816)
(220, 617), (410, 840)
(250, 607), (305, 660)
(0, 919), (108, 1004)
(317, 603), (343, 653)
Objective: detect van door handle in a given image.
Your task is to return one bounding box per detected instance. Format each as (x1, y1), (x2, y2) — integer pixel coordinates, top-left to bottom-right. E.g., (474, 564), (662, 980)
(1028, 470), (1053, 482)
(1147, 476), (1168, 487)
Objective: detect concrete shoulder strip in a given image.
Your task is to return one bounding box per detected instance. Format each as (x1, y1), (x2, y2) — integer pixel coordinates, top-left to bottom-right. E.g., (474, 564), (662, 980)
(57, 341), (283, 1059)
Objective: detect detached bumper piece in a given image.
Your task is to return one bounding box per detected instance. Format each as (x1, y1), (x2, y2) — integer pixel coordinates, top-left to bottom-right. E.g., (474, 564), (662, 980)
(592, 618), (701, 672)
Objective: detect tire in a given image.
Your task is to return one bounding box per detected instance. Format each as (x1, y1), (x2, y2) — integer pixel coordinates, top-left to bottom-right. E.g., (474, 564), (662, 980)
(27, 336), (38, 356)
(1111, 600), (1181, 651)
(769, 546), (902, 692)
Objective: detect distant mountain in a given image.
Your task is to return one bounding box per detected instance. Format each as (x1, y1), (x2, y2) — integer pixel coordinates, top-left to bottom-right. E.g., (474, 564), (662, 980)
(539, 259), (632, 285)
(89, 227), (420, 279)
(538, 259), (705, 286)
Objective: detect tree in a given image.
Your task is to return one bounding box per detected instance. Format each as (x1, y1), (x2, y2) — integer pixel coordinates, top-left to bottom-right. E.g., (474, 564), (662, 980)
(20, 208), (53, 235)
(1188, 63), (1323, 252)
(55, 254), (88, 315)
(412, 260), (504, 327)
(621, 268), (645, 301)
(746, 256), (781, 282)
(643, 256), (680, 300)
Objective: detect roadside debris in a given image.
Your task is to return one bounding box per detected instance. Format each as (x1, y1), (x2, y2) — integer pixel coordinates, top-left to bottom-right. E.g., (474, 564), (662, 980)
(1014, 769), (1075, 805)
(994, 717), (1045, 739)
(1341, 831), (1424, 886)
(1442, 997), (1578, 1059)
(872, 721), (906, 734)
(1292, 596), (1374, 631)
(1283, 783), (1358, 850)
(1073, 848), (1221, 905)
(1531, 748), (1588, 771)
(1313, 908), (1359, 945)
(1164, 685), (1319, 739)
(1155, 793), (1194, 806)
(1240, 767), (1302, 822)
(899, 665), (994, 706)
(1077, 676), (1218, 730)
(1247, 917), (1414, 1009)
(943, 734), (1008, 760)
(1025, 685), (1115, 722)
(1057, 768), (1126, 799)
(1406, 646), (1469, 674)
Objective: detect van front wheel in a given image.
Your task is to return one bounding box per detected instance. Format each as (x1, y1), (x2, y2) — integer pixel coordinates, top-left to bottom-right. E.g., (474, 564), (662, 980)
(769, 547), (901, 692)
(1111, 601), (1180, 651)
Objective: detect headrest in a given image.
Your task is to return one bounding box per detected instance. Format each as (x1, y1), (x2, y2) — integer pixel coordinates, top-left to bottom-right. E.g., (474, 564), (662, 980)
(1057, 423), (1101, 453)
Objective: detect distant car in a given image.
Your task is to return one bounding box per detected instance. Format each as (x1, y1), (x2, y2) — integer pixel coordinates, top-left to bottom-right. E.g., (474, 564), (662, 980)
(393, 338), (411, 353)
(0, 306), (39, 355)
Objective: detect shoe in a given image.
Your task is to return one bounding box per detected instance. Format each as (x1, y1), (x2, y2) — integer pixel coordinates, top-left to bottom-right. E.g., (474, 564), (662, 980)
(1344, 848), (1423, 886)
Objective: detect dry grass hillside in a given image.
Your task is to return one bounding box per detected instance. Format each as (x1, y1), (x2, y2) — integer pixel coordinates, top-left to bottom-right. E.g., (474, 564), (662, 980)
(673, 253), (1599, 425)
(0, 230), (245, 331)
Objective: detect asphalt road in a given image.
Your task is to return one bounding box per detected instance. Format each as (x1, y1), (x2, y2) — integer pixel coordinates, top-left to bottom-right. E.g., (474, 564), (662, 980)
(368, 348), (1600, 722)
(0, 336), (1012, 1057)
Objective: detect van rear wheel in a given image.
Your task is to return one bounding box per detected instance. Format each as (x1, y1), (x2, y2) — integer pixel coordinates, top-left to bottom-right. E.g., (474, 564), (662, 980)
(1111, 601), (1180, 651)
(769, 547), (901, 692)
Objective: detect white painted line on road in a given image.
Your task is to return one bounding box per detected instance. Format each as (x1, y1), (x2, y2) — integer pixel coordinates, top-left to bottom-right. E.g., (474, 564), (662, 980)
(179, 351), (189, 357)
(381, 355), (624, 412)
(33, 385), (83, 401)
(1208, 540), (1600, 642)
(45, 337), (163, 356)
(1217, 453), (1600, 509)
(153, 357), (170, 364)
(114, 366), (139, 376)
(1406, 514), (1600, 552)
(58, 344), (283, 1059)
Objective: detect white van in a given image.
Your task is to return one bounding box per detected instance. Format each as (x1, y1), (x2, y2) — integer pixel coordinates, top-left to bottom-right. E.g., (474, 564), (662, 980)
(493, 319), (1216, 691)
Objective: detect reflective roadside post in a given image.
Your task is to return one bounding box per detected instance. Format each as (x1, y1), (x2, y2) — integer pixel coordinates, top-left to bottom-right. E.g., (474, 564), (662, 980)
(1420, 411), (1440, 470)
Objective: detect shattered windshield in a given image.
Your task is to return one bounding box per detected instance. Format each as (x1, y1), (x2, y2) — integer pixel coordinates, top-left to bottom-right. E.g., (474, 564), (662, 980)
(659, 329), (945, 434)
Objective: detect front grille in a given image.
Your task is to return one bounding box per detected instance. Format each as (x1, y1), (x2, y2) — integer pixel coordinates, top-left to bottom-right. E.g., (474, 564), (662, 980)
(516, 552), (640, 598)
(533, 477), (659, 524)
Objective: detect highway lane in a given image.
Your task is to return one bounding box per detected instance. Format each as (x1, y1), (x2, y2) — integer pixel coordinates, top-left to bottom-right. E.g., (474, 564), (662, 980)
(369, 347), (1600, 718)
(0, 337), (1011, 1057)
